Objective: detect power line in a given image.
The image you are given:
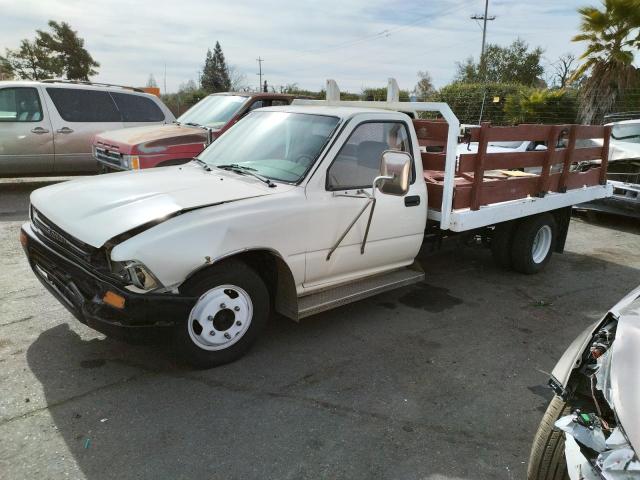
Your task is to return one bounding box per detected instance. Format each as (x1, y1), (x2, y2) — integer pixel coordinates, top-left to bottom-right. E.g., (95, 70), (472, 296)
(288, 2), (468, 61)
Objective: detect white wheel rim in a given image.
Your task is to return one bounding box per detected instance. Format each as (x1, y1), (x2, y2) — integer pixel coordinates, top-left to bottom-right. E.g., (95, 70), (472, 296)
(187, 285), (253, 351)
(531, 225), (552, 264)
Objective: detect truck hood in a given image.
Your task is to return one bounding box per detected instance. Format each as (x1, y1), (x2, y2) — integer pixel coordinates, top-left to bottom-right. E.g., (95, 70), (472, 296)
(94, 124), (210, 155)
(30, 163), (288, 248)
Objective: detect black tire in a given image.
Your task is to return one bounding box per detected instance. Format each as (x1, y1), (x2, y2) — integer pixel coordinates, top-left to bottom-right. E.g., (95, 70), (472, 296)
(527, 395), (571, 480)
(491, 220), (516, 269)
(175, 259), (269, 368)
(511, 213), (557, 274)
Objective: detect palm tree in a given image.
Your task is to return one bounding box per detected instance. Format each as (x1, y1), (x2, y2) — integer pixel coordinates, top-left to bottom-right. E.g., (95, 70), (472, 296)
(571, 0), (640, 123)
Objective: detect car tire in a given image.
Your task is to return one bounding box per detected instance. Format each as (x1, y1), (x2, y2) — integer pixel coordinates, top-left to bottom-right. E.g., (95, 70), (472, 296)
(511, 214), (557, 274)
(175, 259), (269, 368)
(491, 220), (516, 269)
(527, 395), (571, 480)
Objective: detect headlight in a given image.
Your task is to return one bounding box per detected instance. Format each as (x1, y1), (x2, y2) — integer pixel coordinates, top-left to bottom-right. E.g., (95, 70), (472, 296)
(121, 155), (140, 170)
(110, 260), (160, 291)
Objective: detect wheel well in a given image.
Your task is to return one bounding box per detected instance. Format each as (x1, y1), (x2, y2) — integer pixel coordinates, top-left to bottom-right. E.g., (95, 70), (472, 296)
(489, 207), (571, 254)
(181, 250), (298, 320)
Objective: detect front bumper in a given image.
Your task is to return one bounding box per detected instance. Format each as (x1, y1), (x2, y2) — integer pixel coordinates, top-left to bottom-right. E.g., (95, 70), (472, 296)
(21, 222), (196, 338)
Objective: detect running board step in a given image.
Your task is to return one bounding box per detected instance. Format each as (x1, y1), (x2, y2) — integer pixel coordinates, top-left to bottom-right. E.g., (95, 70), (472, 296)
(297, 265), (424, 319)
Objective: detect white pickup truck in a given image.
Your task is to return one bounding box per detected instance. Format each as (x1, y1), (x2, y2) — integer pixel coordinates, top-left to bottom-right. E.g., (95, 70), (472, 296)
(20, 79), (613, 367)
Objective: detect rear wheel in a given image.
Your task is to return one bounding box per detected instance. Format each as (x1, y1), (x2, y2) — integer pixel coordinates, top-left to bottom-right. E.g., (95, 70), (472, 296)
(175, 260), (269, 368)
(527, 395), (571, 480)
(511, 214), (557, 274)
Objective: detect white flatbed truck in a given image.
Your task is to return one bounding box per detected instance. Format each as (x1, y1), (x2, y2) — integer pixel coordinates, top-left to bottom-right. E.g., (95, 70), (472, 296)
(21, 79), (613, 367)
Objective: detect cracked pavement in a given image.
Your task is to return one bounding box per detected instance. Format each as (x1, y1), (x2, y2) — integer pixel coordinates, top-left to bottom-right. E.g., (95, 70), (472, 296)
(1, 180), (639, 479)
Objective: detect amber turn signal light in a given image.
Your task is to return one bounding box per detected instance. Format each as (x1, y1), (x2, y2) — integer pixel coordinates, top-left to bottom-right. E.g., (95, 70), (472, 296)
(103, 291), (125, 309)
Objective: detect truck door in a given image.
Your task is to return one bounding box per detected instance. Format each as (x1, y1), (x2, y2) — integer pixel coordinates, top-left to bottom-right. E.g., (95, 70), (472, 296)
(304, 117), (427, 288)
(0, 85), (54, 175)
(43, 87), (124, 174)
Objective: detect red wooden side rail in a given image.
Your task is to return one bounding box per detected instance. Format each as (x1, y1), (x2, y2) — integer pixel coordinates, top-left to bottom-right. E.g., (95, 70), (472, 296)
(413, 120), (611, 212)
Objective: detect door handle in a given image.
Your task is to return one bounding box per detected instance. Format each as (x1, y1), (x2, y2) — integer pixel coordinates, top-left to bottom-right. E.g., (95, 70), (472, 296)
(404, 195), (421, 207)
(31, 127), (50, 134)
(56, 127), (74, 134)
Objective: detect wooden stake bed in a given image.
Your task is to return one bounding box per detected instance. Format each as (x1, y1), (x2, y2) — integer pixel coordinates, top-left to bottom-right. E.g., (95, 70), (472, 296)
(416, 120), (613, 231)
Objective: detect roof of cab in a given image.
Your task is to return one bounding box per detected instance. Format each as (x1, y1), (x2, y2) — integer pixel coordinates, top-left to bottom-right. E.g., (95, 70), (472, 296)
(258, 104), (410, 120)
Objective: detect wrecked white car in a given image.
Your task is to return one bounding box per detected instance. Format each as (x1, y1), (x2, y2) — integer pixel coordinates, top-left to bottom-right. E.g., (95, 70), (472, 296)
(578, 115), (640, 219)
(528, 285), (640, 479)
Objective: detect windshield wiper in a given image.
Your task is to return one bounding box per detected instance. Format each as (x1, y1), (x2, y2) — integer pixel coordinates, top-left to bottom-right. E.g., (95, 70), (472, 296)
(192, 158), (211, 171)
(184, 122), (202, 127)
(216, 164), (277, 188)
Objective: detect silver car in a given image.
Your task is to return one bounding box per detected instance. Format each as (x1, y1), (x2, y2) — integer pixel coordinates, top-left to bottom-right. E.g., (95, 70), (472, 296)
(528, 285), (640, 479)
(0, 80), (174, 176)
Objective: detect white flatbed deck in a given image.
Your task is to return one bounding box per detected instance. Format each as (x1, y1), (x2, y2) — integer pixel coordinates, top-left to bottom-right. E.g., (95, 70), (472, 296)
(428, 183), (612, 232)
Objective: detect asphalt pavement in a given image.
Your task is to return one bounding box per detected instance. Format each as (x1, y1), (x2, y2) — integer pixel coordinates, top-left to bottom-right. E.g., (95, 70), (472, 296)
(1, 179), (639, 480)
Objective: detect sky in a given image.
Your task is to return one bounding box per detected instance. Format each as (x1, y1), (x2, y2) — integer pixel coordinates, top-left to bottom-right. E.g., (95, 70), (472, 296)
(0, 0), (592, 94)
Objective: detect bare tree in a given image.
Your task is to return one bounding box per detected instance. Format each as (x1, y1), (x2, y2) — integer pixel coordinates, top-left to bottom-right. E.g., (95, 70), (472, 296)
(415, 70), (435, 99)
(227, 64), (247, 91)
(551, 53), (577, 88)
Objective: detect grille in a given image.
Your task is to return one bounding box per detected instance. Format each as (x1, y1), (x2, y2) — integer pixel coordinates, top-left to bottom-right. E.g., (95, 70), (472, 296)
(95, 147), (122, 167)
(31, 208), (94, 259)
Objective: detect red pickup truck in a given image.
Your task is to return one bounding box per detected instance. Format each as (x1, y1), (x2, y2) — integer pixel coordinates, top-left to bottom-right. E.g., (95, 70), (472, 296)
(93, 92), (296, 171)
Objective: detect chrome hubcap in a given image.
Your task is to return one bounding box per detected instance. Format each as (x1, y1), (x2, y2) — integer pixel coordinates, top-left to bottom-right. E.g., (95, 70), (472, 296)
(531, 225), (552, 264)
(188, 285), (252, 351)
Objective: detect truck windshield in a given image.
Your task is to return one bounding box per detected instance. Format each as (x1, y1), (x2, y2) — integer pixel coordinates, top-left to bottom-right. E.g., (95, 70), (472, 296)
(611, 123), (640, 144)
(177, 95), (248, 129)
(198, 111), (340, 183)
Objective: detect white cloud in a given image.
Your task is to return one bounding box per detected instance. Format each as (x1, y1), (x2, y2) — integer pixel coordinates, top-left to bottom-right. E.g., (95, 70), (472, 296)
(0, 0), (589, 93)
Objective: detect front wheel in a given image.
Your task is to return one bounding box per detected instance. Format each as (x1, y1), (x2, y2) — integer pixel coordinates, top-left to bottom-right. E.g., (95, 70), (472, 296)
(527, 395), (571, 480)
(175, 260), (269, 368)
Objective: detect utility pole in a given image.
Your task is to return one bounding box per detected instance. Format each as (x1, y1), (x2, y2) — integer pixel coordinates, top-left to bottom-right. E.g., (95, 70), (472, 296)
(163, 62), (167, 95)
(256, 57), (264, 92)
(471, 0), (496, 123)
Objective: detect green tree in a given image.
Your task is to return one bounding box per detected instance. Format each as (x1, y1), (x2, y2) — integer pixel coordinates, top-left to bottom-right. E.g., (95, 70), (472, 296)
(571, 0), (640, 123)
(435, 82), (529, 125)
(201, 42), (231, 93)
(36, 21), (99, 80)
(504, 89), (579, 124)
(362, 87), (410, 101)
(4, 21), (98, 81)
(455, 39), (545, 87)
(0, 55), (13, 80)
(4, 39), (62, 80)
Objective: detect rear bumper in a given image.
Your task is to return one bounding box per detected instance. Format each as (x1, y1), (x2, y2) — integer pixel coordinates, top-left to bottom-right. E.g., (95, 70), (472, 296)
(21, 223), (196, 337)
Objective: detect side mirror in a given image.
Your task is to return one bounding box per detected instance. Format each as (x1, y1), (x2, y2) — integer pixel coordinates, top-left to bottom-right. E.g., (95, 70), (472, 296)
(374, 150), (411, 196)
(535, 144), (547, 151)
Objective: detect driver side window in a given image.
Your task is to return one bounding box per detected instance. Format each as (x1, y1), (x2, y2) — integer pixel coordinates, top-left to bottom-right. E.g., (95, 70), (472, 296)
(327, 121), (411, 190)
